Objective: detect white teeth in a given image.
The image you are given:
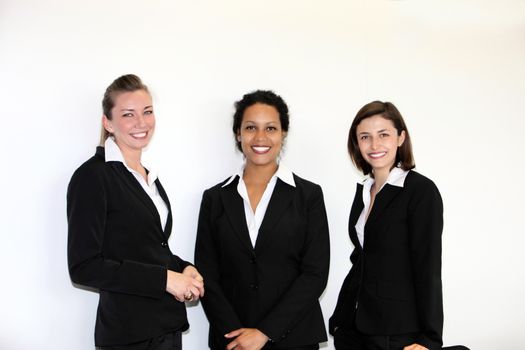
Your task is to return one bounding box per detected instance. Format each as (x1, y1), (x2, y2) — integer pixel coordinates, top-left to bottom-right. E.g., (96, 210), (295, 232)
(252, 146), (270, 153)
(369, 152), (386, 159)
(132, 132), (147, 138)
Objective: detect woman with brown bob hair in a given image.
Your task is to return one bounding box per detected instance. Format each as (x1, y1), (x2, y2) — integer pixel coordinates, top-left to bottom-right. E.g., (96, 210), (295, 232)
(330, 101), (444, 350)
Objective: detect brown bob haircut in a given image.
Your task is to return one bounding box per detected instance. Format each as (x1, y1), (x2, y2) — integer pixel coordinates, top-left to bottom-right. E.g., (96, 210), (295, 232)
(348, 101), (415, 176)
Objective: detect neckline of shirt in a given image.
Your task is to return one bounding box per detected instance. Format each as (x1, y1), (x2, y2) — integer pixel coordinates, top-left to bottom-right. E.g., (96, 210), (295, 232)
(362, 167), (410, 193)
(104, 137), (159, 187)
(222, 162), (296, 188)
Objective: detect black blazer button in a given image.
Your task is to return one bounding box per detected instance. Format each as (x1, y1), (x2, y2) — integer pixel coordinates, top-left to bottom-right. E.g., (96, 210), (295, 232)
(161, 242), (168, 248)
(249, 283), (259, 290)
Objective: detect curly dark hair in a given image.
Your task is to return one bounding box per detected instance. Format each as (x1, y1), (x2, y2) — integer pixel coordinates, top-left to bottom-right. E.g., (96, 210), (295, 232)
(232, 90), (289, 152)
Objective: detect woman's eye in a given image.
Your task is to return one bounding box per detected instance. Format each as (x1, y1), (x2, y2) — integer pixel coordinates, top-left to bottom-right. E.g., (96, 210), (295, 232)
(123, 113), (133, 117)
(267, 126), (277, 131)
(380, 133), (389, 138)
(245, 125), (256, 131)
(360, 135), (368, 140)
(144, 110), (153, 115)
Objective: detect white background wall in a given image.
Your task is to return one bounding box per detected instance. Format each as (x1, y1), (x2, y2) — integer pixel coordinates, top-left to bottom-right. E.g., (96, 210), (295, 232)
(1, 0), (524, 349)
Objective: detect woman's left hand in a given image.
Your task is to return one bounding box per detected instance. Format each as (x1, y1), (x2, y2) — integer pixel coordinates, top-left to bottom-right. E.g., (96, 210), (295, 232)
(403, 344), (428, 350)
(224, 328), (269, 350)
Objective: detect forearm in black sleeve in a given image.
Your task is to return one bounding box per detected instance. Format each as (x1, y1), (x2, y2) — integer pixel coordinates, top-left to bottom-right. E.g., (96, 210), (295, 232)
(67, 168), (167, 299)
(408, 182), (444, 349)
(194, 191), (243, 335)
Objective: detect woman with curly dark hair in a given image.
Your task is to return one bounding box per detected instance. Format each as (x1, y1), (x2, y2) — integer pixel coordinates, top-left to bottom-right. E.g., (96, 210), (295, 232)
(195, 90), (330, 350)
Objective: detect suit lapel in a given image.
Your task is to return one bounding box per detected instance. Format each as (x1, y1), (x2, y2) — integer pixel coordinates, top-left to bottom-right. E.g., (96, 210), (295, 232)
(255, 179), (294, 252)
(349, 184), (364, 250)
(366, 184), (403, 225)
(156, 179), (172, 238)
(220, 178), (254, 252)
(110, 162), (162, 229)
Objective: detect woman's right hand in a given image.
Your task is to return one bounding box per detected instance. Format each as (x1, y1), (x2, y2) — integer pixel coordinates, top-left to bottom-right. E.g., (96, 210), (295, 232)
(166, 270), (204, 302)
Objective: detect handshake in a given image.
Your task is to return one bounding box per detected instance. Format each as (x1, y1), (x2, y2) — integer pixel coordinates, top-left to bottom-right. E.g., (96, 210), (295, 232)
(166, 265), (205, 302)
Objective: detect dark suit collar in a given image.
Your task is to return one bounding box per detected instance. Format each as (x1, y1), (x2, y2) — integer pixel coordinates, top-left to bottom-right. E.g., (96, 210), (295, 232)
(349, 182), (404, 249)
(359, 168), (409, 226)
(255, 178), (295, 252)
(219, 176), (254, 253)
(97, 145), (170, 237)
(349, 184), (364, 250)
(221, 163), (296, 189)
(219, 176), (296, 254)
(155, 180), (172, 236)
(365, 184), (403, 224)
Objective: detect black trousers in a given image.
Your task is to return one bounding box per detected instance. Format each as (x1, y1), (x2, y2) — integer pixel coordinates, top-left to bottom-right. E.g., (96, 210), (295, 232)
(333, 326), (418, 350)
(98, 332), (182, 350)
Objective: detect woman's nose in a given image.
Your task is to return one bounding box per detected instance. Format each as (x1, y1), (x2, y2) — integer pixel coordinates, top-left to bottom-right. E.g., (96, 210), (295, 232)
(255, 129), (266, 140)
(136, 114), (146, 127)
(370, 137), (379, 149)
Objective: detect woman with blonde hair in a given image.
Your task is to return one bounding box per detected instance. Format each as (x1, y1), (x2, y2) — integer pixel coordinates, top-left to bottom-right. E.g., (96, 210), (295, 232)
(67, 74), (204, 350)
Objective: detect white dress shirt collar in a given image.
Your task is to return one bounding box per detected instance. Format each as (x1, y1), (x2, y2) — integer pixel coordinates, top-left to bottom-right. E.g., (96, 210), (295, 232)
(222, 162), (295, 248)
(362, 166), (409, 191)
(222, 162), (296, 188)
(104, 137), (159, 186)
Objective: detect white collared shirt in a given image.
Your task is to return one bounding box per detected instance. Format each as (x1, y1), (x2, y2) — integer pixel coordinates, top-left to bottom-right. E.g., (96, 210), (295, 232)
(104, 137), (169, 231)
(223, 163), (296, 248)
(355, 167), (409, 248)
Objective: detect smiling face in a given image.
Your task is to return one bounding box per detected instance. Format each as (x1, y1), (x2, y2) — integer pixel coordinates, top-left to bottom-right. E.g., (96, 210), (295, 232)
(102, 89), (155, 157)
(356, 114), (405, 177)
(237, 103), (286, 170)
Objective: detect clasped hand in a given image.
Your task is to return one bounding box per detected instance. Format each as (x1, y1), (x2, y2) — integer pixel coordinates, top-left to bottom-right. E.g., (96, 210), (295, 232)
(166, 265), (205, 302)
(224, 328), (269, 350)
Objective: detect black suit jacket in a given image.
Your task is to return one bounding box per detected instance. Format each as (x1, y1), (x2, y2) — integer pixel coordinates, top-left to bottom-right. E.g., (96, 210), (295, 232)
(330, 170), (443, 350)
(67, 147), (191, 346)
(194, 174), (330, 349)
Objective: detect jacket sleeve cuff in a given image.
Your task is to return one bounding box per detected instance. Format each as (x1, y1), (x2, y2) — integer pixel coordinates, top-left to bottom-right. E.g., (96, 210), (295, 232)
(416, 333), (442, 350)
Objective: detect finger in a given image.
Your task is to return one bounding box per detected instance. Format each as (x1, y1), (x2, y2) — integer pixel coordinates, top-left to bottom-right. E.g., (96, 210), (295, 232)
(192, 283), (204, 297)
(191, 283), (204, 296)
(225, 328), (243, 338)
(191, 270), (204, 282)
(192, 279), (204, 289)
(187, 291), (199, 301)
(183, 291), (194, 301)
(225, 340), (237, 350)
(188, 286), (201, 298)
